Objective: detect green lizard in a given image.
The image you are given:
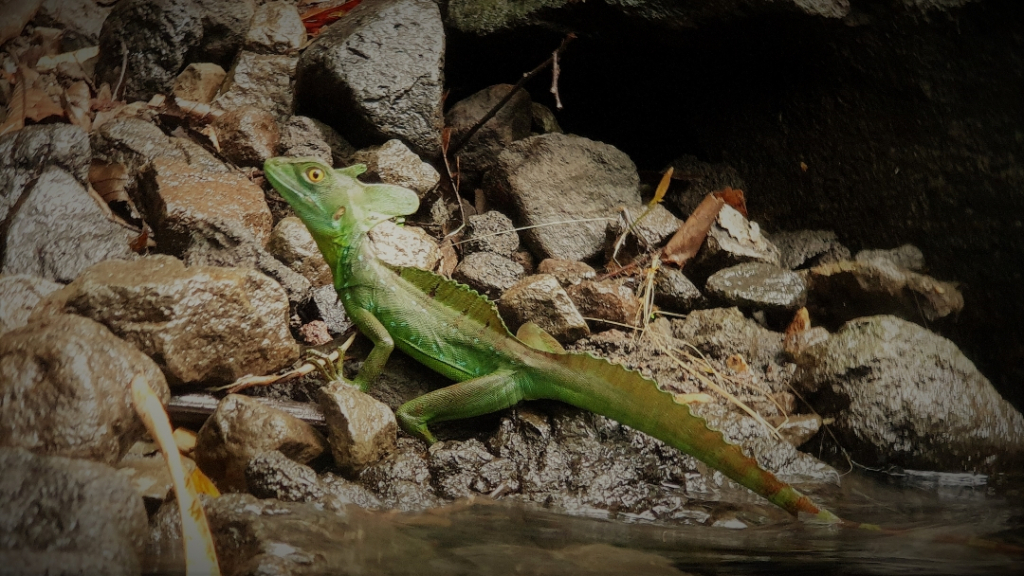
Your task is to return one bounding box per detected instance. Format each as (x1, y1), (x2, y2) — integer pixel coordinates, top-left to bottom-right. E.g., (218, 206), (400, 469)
(263, 156), (850, 524)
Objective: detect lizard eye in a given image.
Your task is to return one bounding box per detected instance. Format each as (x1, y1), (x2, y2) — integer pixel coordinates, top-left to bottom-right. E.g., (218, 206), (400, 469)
(305, 167), (326, 183)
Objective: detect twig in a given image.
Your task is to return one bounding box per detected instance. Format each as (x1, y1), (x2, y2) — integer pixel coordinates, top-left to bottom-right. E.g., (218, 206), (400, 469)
(550, 46), (563, 109)
(449, 33), (575, 156)
(114, 39), (127, 100)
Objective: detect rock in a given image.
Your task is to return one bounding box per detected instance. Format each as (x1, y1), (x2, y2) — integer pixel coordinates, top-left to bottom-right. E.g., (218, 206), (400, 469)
(318, 384), (398, 476)
(214, 51), (297, 120)
(794, 315), (1024, 473)
(653, 267), (704, 312)
(36, 0), (112, 45)
(117, 449), (201, 502)
(212, 105), (280, 167)
(310, 284), (350, 335)
(368, 221), (441, 270)
(428, 439), (515, 500)
(566, 279), (641, 328)
(31, 255), (299, 385)
(0, 314), (169, 464)
(267, 216), (333, 287)
(770, 229), (850, 270)
(536, 258), (596, 286)
(691, 205), (781, 277)
(245, 0), (305, 54)
(193, 0), (256, 66)
(279, 115), (356, 166)
(171, 62), (227, 103)
(245, 449), (325, 502)
(295, 0), (445, 157)
(705, 262), (807, 313)
(498, 274), (589, 343)
(664, 155), (748, 217)
(2, 124), (90, 219)
(606, 203), (681, 263)
(671, 307), (787, 375)
(531, 102), (562, 134)
(95, 0), (204, 101)
(0, 448), (148, 576)
(452, 251), (524, 299)
(464, 210), (519, 257)
(195, 394), (327, 491)
(0, 274), (62, 336)
(2, 168), (137, 283)
(349, 139), (440, 196)
(512, 248), (536, 275)
(445, 83), (533, 186)
(856, 244), (926, 272)
(486, 133), (641, 262)
(771, 414), (823, 448)
(141, 157), (274, 252)
(358, 438), (441, 511)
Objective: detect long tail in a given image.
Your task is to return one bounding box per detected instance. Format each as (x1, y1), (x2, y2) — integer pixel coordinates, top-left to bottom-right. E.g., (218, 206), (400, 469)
(532, 350), (860, 525)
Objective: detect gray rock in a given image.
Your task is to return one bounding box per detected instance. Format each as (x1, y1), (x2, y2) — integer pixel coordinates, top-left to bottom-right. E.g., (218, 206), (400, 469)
(664, 154), (748, 217)
(486, 133), (641, 262)
(606, 203), (681, 263)
(192, 0), (256, 67)
(452, 251), (524, 299)
(566, 279), (641, 328)
(349, 139), (440, 196)
(705, 262), (807, 312)
(0, 274), (62, 336)
(278, 115), (356, 166)
(464, 210), (519, 257)
(367, 221), (441, 271)
(428, 438), (516, 499)
(31, 255), (299, 386)
(1, 124), (90, 218)
(536, 258), (596, 286)
(498, 274), (589, 343)
(171, 62), (227, 103)
(691, 205), (781, 276)
(770, 229), (851, 270)
(358, 438), (442, 511)
(214, 51), (297, 120)
(0, 448), (148, 576)
(0, 314), (170, 464)
(95, 0), (204, 101)
(445, 83), (533, 186)
(671, 307), (788, 377)
(2, 168), (137, 283)
(295, 0), (445, 157)
(195, 394), (327, 491)
(245, 450), (326, 502)
(268, 216), (333, 287)
(653, 266), (704, 312)
(531, 101), (562, 134)
(311, 284), (350, 335)
(245, 0), (305, 54)
(793, 315), (1024, 473)
(319, 384), (398, 476)
(36, 0), (113, 44)
(212, 105), (280, 167)
(855, 244), (926, 272)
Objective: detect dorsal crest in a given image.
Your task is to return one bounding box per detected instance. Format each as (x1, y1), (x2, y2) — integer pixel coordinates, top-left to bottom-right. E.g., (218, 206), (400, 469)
(399, 267), (512, 339)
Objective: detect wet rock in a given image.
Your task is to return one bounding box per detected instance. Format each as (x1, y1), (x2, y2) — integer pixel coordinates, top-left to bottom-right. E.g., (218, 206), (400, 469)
(531, 101), (562, 134)
(310, 284), (350, 335)
(212, 105), (280, 167)
(653, 266), (704, 312)
(803, 257), (963, 324)
(605, 203), (681, 263)
(31, 255), (299, 385)
(671, 308), (788, 377)
(0, 448), (148, 576)
(464, 210), (519, 257)
(793, 315), (1024, 473)
(359, 438), (442, 511)
(445, 83), (533, 186)
(0, 314), (170, 464)
(512, 248), (536, 275)
(664, 155), (748, 217)
(195, 394), (327, 491)
(770, 414), (823, 448)
(36, 0), (113, 44)
(141, 157), (273, 252)
(452, 251), (524, 299)
(566, 279), (641, 328)
(536, 258), (596, 286)
(96, 0), (204, 101)
(856, 244), (926, 272)
(770, 229), (851, 270)
(705, 262), (807, 313)
(193, 0), (256, 67)
(245, 0), (305, 54)
(278, 115), (356, 166)
(691, 205), (781, 277)
(267, 216), (333, 287)
(350, 139), (440, 196)
(117, 449), (201, 502)
(319, 384), (398, 476)
(171, 62), (227, 103)
(498, 274), (589, 343)
(2, 168), (138, 282)
(368, 221), (441, 270)
(0, 274), (62, 336)
(295, 0), (445, 157)
(486, 133), (641, 262)
(428, 439), (517, 499)
(214, 51), (297, 120)
(245, 449), (325, 502)
(1, 124), (90, 218)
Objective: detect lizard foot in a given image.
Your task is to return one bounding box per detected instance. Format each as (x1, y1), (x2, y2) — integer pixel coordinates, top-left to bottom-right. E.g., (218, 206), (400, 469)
(306, 333), (358, 387)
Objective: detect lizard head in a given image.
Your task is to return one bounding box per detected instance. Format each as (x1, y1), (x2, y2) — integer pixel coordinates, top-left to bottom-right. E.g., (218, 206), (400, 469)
(263, 157), (420, 246)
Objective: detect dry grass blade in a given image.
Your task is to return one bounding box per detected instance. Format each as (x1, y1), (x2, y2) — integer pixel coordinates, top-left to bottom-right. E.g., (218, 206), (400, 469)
(130, 375), (221, 576)
(661, 193), (725, 267)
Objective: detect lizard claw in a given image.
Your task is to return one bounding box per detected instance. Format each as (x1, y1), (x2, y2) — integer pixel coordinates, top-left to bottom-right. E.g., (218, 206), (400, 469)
(306, 333), (357, 385)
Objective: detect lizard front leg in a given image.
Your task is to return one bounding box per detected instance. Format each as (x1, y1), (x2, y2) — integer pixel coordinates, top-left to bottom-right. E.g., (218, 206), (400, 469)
(347, 307), (395, 392)
(396, 369), (524, 444)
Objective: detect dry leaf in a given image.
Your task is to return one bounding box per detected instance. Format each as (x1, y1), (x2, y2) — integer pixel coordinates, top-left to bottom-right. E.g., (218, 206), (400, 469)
(713, 186), (747, 218)
(725, 354), (749, 374)
(661, 193), (725, 268)
(36, 46), (99, 72)
(651, 167), (672, 206)
(0, 68), (66, 136)
(64, 80), (92, 132)
(89, 161), (130, 203)
(784, 307), (811, 339)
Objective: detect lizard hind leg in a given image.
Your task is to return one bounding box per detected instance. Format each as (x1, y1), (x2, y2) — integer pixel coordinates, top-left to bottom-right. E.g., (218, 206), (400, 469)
(395, 369), (524, 444)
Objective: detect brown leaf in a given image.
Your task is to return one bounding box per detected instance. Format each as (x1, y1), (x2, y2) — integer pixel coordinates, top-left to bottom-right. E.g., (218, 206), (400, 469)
(661, 193), (725, 268)
(784, 307), (811, 339)
(63, 80), (92, 132)
(713, 186), (747, 218)
(89, 160), (130, 203)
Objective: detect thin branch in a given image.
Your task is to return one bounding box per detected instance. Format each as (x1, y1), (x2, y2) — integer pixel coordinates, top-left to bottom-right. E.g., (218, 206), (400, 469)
(449, 33), (575, 156)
